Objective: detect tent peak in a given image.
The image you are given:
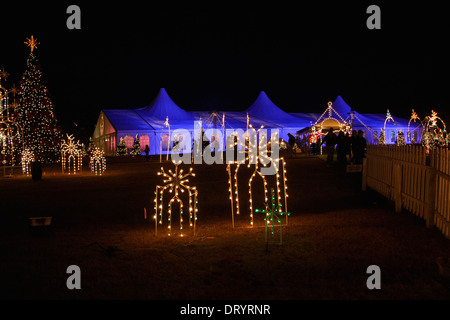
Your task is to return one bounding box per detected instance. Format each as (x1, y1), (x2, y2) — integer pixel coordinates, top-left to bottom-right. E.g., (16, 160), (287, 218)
(136, 88), (195, 121)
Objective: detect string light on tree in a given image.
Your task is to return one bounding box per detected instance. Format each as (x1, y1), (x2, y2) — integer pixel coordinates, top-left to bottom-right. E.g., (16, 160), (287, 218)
(90, 147), (106, 176)
(116, 137), (127, 156)
(396, 130), (405, 146)
(378, 129), (385, 145)
(154, 161), (198, 237)
(61, 134), (83, 175)
(422, 110), (448, 152)
(130, 135), (142, 156)
(17, 36), (63, 164)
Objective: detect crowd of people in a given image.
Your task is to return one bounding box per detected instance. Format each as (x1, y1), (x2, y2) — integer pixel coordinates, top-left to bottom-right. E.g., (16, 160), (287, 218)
(320, 129), (367, 166)
(289, 128), (367, 166)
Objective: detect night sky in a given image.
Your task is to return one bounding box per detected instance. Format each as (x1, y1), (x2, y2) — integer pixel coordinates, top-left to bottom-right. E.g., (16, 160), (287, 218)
(1, 2), (449, 140)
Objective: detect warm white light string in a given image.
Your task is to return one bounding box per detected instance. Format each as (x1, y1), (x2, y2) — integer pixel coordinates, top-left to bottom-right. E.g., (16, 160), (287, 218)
(154, 161), (198, 237)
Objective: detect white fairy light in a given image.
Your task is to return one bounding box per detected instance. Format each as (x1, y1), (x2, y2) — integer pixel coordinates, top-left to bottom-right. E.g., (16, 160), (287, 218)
(21, 148), (34, 176)
(61, 134), (83, 175)
(227, 117), (289, 227)
(154, 161), (198, 237)
(90, 147), (106, 176)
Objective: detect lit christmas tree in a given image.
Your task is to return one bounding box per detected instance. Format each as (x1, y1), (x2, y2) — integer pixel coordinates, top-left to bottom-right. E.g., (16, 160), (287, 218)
(378, 129), (385, 145)
(116, 137), (127, 156)
(87, 137), (96, 154)
(396, 130), (405, 146)
(130, 135), (142, 156)
(16, 36), (62, 164)
(412, 131), (418, 144)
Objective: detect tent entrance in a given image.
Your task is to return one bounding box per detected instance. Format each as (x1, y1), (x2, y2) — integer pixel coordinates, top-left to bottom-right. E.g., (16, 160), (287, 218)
(318, 118), (346, 132)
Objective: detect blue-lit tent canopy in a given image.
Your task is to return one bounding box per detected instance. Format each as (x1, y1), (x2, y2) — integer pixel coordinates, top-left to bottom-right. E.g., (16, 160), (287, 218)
(290, 96), (420, 145)
(93, 89), (419, 156)
(94, 88), (198, 155)
(244, 91), (312, 141)
(246, 91), (311, 128)
(331, 96), (413, 135)
(136, 88), (196, 129)
(332, 95), (353, 120)
(353, 112), (419, 144)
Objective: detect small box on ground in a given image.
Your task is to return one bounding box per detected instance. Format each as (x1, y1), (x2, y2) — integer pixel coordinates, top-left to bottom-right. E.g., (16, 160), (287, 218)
(29, 217), (52, 235)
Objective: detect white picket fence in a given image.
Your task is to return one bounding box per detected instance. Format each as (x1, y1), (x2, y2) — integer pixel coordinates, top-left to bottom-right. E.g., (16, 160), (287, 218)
(363, 145), (450, 240)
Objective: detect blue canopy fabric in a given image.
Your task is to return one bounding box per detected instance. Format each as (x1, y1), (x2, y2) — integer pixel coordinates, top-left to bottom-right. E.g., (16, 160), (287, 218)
(332, 96), (353, 120)
(246, 91), (311, 129)
(191, 111), (247, 130)
(136, 88), (196, 130)
(103, 109), (154, 131)
(95, 89), (419, 154)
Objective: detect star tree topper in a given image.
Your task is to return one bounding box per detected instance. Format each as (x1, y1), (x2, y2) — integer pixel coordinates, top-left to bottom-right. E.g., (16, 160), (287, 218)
(25, 36), (40, 53)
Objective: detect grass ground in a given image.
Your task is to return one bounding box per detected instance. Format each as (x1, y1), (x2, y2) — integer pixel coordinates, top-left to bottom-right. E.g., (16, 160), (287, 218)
(0, 153), (449, 301)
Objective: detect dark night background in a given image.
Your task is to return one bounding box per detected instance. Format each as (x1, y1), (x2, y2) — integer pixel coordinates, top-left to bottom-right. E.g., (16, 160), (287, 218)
(1, 2), (449, 141)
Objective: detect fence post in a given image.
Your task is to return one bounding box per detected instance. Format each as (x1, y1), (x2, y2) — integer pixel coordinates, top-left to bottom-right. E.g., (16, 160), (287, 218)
(394, 161), (402, 213)
(362, 157), (368, 191)
(425, 151), (437, 228)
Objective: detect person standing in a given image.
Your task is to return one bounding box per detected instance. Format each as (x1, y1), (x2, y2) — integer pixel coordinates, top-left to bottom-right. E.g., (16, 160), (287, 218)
(350, 130), (358, 163)
(144, 144), (150, 161)
(336, 131), (348, 166)
(310, 132), (318, 155)
(288, 133), (296, 158)
(322, 128), (336, 165)
(354, 130), (367, 164)
(344, 132), (352, 163)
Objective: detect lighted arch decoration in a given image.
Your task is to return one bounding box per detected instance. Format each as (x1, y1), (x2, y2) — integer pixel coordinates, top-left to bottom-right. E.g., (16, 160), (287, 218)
(90, 147), (106, 176)
(380, 110), (396, 145)
(0, 121), (22, 167)
(153, 161), (198, 237)
(383, 109), (395, 132)
(314, 102), (350, 133)
(21, 148), (34, 176)
(227, 120), (289, 228)
(0, 70), (24, 172)
(61, 134), (83, 175)
(408, 109), (423, 144)
(422, 110), (448, 152)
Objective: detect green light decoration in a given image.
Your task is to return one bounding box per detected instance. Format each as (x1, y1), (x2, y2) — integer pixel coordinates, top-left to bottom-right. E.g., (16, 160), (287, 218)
(255, 188), (290, 247)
